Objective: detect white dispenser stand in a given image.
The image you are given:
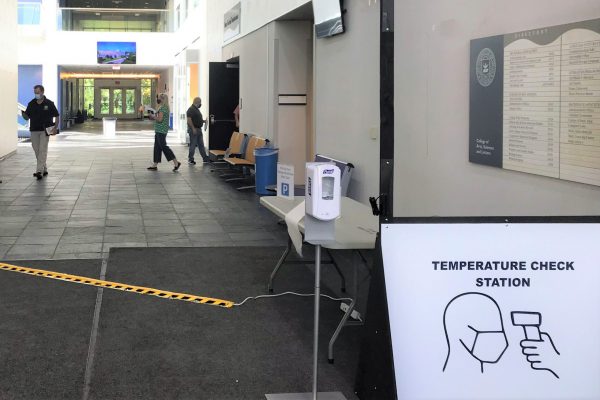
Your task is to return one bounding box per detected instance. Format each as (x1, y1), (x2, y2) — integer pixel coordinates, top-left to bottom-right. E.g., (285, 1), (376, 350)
(266, 164), (347, 400)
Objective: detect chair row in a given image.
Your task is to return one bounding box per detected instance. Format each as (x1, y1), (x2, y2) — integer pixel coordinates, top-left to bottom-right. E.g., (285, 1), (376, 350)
(209, 132), (269, 191)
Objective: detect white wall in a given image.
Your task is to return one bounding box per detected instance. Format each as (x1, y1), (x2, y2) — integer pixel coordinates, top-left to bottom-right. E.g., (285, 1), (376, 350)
(314, 0), (381, 204)
(394, 0), (600, 216)
(0, 0), (18, 158)
(223, 25), (270, 138)
(274, 21), (312, 184)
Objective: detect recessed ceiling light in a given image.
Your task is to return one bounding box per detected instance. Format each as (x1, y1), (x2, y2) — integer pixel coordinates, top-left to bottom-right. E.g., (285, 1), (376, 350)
(112, 66), (121, 70)
(135, 13), (140, 16)
(95, 12), (101, 15)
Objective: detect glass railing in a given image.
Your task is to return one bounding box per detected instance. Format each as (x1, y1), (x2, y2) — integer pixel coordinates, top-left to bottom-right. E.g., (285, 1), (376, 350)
(57, 9), (171, 32)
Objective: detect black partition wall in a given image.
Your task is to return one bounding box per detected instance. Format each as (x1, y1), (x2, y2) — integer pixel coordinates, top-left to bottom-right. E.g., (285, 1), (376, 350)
(354, 0), (396, 398)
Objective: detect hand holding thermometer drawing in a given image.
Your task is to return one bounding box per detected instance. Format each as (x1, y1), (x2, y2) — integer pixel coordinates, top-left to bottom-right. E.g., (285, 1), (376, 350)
(512, 311), (561, 379)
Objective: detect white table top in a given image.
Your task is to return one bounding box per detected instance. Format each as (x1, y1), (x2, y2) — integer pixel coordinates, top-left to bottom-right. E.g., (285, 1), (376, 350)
(260, 196), (379, 250)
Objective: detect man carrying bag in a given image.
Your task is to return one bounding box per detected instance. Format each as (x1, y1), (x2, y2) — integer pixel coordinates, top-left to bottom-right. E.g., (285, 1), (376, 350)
(21, 85), (59, 180)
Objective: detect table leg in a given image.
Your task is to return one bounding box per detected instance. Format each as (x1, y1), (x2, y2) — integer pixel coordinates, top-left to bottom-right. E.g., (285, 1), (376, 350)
(328, 250), (361, 363)
(268, 236), (292, 293)
(325, 249), (346, 293)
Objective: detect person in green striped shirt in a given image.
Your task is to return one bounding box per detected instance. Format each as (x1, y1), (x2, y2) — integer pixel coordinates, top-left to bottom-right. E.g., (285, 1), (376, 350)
(147, 93), (181, 171)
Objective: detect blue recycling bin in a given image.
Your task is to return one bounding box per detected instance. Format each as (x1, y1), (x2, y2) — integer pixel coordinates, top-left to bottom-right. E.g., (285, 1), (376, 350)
(254, 147), (279, 195)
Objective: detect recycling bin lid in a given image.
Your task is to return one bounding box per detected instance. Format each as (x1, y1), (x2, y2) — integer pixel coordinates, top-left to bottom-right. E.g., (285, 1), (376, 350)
(254, 147), (279, 156)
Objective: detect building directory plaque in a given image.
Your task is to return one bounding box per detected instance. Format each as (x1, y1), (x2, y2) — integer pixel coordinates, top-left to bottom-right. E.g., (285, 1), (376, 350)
(469, 19), (600, 186)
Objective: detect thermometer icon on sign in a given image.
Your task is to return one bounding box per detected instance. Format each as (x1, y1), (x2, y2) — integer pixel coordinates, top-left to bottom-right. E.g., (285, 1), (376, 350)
(511, 311), (561, 379)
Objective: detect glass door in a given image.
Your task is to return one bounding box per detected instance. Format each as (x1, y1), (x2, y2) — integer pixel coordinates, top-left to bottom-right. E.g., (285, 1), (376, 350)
(125, 89), (135, 114)
(113, 89), (123, 115)
(100, 88), (110, 115)
(98, 87), (139, 118)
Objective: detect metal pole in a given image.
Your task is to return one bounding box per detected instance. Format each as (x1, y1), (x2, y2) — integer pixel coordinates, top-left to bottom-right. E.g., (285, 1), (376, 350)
(312, 244), (322, 400)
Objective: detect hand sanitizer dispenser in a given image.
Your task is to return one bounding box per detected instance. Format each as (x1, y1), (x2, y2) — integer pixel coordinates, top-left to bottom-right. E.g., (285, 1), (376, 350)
(305, 163), (341, 221)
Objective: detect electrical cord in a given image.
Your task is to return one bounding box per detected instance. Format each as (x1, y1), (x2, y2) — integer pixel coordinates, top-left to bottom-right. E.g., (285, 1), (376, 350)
(233, 291), (354, 307)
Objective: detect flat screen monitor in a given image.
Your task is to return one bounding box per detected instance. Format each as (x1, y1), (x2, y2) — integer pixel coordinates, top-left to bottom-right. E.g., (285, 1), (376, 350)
(381, 217), (600, 400)
(312, 0), (344, 38)
(97, 41), (136, 65)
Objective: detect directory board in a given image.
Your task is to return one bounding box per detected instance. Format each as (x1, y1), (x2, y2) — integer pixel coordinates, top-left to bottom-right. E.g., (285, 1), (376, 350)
(469, 19), (600, 186)
(381, 220), (600, 400)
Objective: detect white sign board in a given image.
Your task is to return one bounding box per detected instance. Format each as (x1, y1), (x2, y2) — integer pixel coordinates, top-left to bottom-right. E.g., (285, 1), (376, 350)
(381, 222), (600, 400)
(223, 3), (241, 42)
(276, 163), (294, 200)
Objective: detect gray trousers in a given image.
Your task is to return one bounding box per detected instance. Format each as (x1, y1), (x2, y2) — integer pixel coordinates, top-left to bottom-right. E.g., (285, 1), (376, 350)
(30, 131), (49, 174)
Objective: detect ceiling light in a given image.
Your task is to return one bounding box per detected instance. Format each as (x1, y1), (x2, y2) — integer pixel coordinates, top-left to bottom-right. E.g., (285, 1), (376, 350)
(95, 12), (101, 15)
(135, 13), (140, 16)
(112, 66), (121, 70)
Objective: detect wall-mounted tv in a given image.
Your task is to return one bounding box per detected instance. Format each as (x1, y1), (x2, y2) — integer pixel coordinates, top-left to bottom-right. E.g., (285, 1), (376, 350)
(313, 0), (344, 38)
(97, 41), (136, 65)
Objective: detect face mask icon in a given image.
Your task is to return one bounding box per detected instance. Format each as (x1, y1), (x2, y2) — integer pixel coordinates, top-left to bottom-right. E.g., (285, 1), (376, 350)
(443, 292), (508, 373)
(461, 325), (508, 364)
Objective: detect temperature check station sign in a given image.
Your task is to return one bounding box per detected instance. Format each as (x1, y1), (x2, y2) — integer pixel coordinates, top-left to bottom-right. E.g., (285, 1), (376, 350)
(381, 221), (600, 400)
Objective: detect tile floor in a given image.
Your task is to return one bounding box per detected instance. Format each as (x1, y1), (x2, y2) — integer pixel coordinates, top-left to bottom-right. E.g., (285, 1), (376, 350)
(0, 121), (287, 260)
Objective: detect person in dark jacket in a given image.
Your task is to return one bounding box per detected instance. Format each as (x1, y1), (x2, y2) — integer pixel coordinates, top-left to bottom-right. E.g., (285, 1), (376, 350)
(186, 97), (209, 164)
(21, 85), (59, 180)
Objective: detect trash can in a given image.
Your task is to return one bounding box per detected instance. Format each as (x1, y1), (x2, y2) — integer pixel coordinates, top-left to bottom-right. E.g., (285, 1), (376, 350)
(102, 117), (117, 137)
(254, 147), (279, 195)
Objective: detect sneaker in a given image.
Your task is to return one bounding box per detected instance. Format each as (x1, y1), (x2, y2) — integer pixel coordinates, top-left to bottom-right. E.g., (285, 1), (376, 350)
(147, 166), (158, 171)
(43, 171), (48, 176)
(33, 172), (42, 180)
(173, 161), (182, 171)
(202, 159), (210, 163)
(188, 160), (196, 165)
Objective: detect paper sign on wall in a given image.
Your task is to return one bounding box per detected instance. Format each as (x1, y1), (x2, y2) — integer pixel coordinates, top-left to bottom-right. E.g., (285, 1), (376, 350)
(277, 163), (294, 200)
(381, 222), (600, 400)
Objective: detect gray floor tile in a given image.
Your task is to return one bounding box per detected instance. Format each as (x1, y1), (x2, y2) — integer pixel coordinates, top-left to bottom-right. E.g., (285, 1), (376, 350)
(55, 243), (103, 253)
(16, 236), (62, 245)
(145, 233), (189, 242)
(104, 234), (147, 243)
(147, 241), (194, 247)
(184, 224), (225, 234)
(0, 245), (10, 258)
(105, 226), (145, 234)
(63, 227), (105, 236)
(144, 226), (185, 234)
(0, 237), (18, 245)
(26, 221), (68, 229)
(142, 219), (182, 227)
(7, 244), (58, 257)
(21, 227), (65, 236)
(67, 219), (106, 227)
(60, 234), (104, 244)
(52, 252), (103, 260)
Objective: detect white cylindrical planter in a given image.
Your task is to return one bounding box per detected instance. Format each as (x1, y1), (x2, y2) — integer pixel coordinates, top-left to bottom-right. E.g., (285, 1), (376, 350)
(103, 117), (117, 137)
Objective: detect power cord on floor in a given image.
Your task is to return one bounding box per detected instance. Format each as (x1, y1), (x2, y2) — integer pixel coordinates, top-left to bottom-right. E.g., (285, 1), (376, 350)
(233, 291), (353, 307)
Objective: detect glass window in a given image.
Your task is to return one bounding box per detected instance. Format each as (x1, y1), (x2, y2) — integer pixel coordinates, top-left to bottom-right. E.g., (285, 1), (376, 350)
(83, 79), (95, 118)
(18, 0), (41, 25)
(141, 79), (153, 107)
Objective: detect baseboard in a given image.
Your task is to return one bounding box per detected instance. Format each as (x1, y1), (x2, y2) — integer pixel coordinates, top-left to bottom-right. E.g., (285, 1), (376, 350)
(0, 149), (17, 162)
